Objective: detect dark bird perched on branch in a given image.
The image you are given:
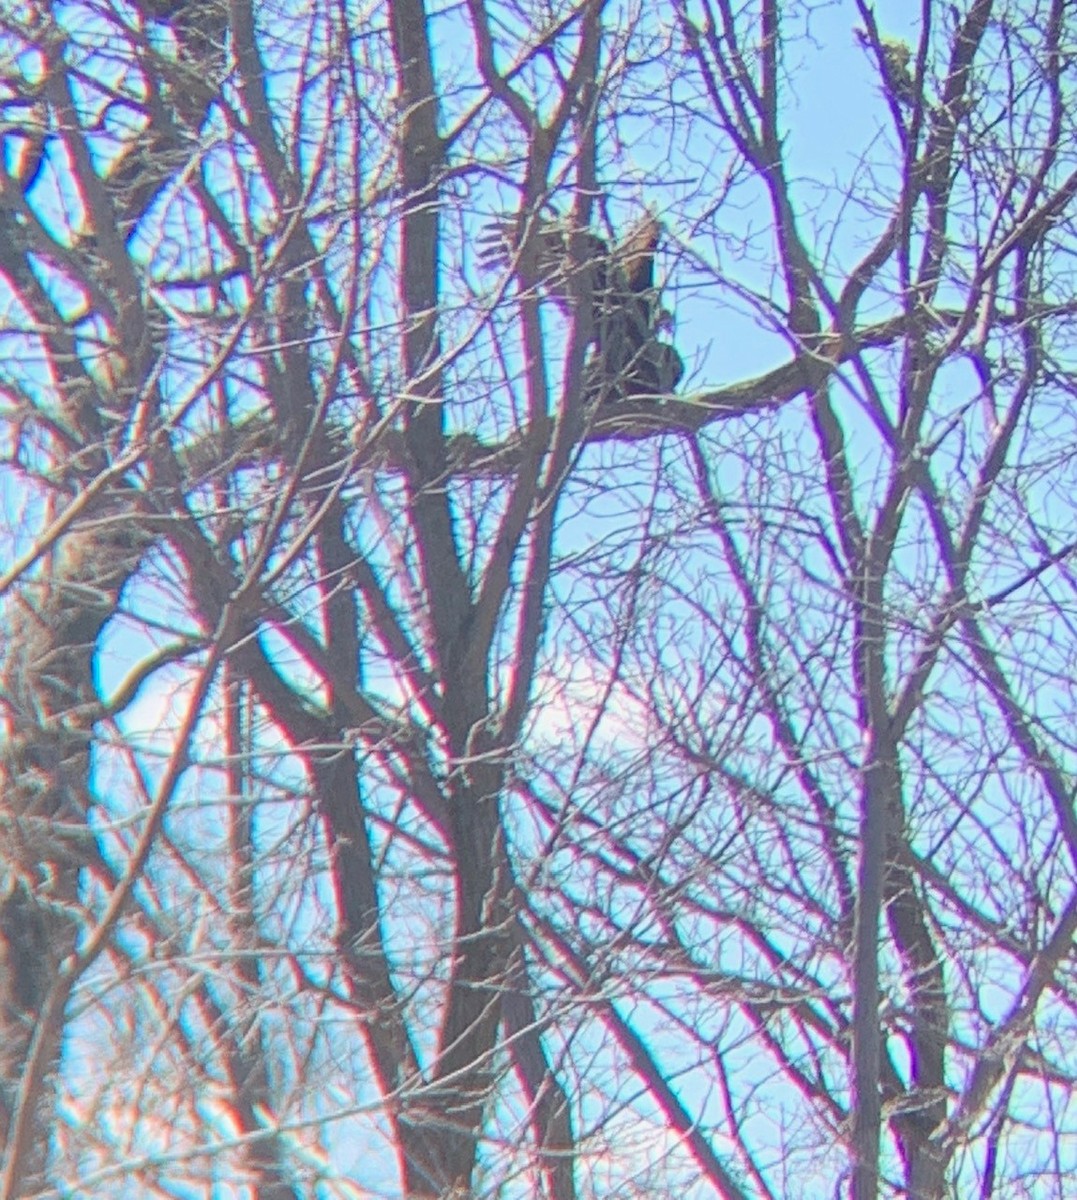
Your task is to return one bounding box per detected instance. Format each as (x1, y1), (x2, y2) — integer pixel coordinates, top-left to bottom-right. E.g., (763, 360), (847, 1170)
(480, 211), (683, 403)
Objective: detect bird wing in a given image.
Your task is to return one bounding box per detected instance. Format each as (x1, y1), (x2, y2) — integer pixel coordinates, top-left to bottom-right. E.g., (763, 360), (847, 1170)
(612, 213), (660, 295)
(478, 215), (610, 309)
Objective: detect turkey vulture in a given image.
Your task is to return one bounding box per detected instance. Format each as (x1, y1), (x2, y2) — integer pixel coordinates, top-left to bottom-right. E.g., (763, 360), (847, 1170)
(479, 212), (683, 402)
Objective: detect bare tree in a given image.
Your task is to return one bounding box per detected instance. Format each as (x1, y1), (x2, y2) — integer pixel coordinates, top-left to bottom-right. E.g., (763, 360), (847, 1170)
(1, 1), (1075, 1198)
